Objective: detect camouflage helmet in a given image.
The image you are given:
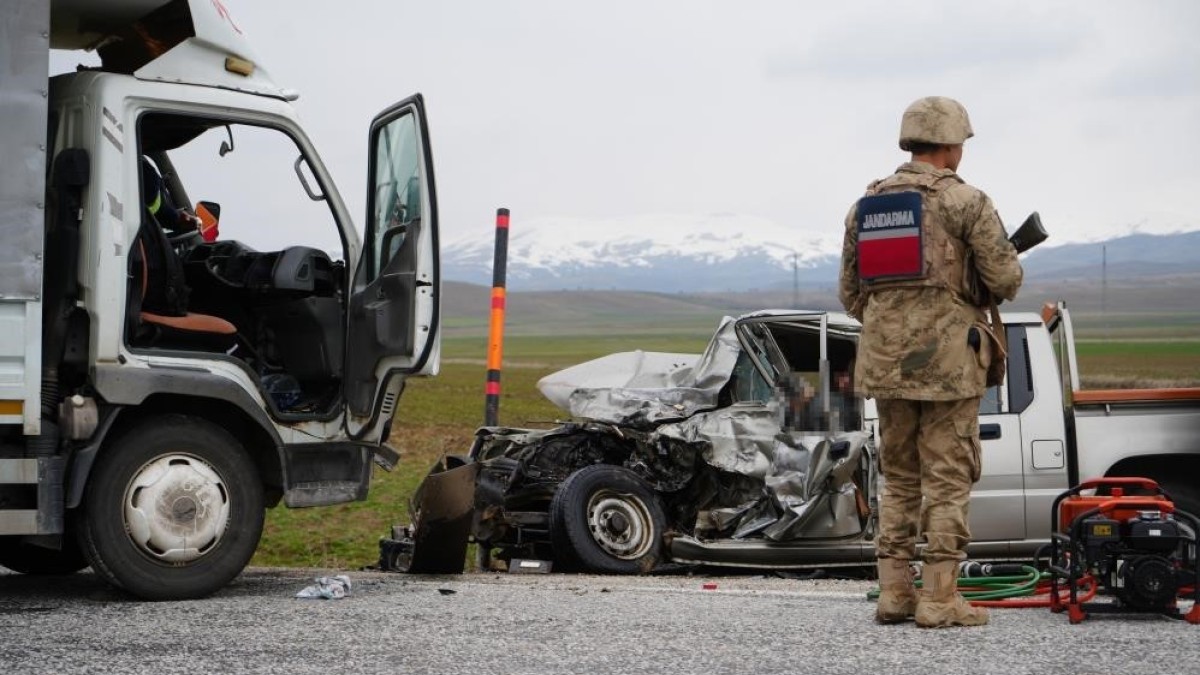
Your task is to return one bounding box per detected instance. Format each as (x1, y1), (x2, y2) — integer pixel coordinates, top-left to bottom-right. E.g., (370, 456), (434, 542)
(898, 96), (974, 151)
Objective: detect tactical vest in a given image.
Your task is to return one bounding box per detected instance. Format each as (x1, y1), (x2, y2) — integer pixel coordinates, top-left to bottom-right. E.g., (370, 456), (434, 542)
(856, 172), (969, 300)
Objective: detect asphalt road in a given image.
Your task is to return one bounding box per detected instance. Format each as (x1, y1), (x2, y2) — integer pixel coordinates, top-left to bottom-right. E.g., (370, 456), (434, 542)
(2, 566), (1199, 675)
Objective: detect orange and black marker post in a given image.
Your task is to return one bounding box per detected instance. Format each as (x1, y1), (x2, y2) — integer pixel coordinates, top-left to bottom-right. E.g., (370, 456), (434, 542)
(484, 208), (509, 426)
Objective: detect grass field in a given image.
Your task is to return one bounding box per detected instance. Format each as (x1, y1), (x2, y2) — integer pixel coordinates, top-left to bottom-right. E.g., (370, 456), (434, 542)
(252, 320), (1200, 569)
(1074, 340), (1200, 387)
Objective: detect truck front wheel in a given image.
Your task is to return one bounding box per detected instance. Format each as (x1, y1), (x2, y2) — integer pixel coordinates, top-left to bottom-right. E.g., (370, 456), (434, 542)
(78, 415), (264, 600)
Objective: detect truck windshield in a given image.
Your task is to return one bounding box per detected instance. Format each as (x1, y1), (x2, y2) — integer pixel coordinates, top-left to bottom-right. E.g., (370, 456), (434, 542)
(155, 117), (342, 257)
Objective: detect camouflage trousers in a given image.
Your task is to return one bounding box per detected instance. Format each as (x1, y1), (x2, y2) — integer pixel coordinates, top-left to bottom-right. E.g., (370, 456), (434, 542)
(875, 397), (982, 563)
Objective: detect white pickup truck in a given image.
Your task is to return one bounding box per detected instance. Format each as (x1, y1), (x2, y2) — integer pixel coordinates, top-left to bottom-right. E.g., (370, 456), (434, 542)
(394, 302), (1200, 573)
(1, 0), (440, 598)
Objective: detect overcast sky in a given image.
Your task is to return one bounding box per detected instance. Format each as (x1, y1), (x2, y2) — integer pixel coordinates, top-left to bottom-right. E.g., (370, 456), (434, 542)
(55, 1), (1200, 251)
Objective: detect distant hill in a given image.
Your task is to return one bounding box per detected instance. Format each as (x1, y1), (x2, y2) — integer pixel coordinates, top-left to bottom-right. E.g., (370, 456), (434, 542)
(1020, 230), (1200, 280)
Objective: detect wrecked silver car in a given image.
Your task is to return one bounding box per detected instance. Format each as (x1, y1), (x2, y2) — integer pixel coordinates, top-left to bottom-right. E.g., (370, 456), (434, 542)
(389, 311), (881, 574)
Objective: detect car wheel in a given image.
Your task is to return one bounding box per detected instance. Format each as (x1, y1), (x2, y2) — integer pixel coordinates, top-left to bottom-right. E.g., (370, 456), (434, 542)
(549, 464), (665, 574)
(77, 415), (264, 600)
(0, 534), (89, 575)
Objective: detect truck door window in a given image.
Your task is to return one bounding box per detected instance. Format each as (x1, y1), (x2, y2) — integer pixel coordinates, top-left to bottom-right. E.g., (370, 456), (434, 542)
(161, 121), (343, 257)
(369, 112), (422, 280)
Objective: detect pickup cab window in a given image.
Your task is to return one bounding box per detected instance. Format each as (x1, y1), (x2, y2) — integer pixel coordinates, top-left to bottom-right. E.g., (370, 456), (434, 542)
(980, 386), (1002, 415)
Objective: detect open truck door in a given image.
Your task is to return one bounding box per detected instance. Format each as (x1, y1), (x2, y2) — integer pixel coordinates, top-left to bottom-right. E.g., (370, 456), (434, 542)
(345, 95), (440, 419)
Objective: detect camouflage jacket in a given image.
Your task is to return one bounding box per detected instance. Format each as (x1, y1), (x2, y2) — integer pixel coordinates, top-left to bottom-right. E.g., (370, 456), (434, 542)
(838, 162), (1023, 400)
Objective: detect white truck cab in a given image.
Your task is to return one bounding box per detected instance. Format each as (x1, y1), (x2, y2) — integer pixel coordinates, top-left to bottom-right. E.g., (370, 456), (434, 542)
(1, 0), (440, 599)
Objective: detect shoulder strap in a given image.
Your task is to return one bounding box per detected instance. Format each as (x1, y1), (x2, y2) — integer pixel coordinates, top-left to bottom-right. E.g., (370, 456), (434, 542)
(986, 302), (1008, 359)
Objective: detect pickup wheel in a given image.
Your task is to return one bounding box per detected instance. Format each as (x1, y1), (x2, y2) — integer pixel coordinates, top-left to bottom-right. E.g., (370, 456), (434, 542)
(78, 415), (264, 600)
(0, 534), (89, 575)
(549, 465), (665, 574)
(1156, 478), (1200, 519)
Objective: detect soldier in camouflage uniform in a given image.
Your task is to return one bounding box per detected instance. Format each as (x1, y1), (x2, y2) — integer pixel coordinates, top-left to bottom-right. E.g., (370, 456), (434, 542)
(839, 96), (1023, 628)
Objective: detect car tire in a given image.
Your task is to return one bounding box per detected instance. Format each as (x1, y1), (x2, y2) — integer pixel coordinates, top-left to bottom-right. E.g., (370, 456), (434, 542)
(77, 415), (264, 600)
(549, 464), (665, 574)
(0, 534), (89, 575)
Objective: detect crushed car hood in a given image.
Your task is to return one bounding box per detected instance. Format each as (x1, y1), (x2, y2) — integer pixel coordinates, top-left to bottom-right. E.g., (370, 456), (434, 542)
(536, 317), (741, 426)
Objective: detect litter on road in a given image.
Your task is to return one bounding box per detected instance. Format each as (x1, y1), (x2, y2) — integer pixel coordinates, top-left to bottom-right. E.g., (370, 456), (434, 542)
(295, 575), (352, 600)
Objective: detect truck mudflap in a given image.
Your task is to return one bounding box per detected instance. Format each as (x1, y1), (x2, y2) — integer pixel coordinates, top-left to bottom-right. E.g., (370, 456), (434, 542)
(379, 455), (477, 573)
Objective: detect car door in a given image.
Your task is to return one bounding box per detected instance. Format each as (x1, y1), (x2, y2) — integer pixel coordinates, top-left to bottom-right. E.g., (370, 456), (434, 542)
(344, 95), (440, 418)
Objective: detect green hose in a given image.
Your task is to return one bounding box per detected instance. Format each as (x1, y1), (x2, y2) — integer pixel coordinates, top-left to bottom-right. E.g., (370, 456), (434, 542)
(867, 565), (1045, 601)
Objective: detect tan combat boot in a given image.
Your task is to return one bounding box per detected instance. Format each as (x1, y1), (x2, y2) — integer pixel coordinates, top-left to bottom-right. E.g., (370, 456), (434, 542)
(915, 560), (989, 628)
(875, 558), (917, 624)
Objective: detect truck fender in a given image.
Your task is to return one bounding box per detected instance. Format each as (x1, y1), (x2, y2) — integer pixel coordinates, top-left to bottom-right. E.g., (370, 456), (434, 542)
(92, 364), (281, 444)
(66, 365), (285, 508)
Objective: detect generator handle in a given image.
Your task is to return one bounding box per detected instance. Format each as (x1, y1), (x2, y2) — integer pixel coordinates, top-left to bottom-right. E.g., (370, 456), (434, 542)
(1076, 477), (1161, 493)
(1096, 498), (1174, 515)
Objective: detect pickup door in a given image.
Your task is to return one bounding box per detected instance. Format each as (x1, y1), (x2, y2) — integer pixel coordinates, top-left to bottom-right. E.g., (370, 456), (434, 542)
(970, 325), (1042, 544)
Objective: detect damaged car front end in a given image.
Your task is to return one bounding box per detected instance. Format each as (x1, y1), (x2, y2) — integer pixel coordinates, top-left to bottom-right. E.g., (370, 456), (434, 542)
(385, 311), (879, 574)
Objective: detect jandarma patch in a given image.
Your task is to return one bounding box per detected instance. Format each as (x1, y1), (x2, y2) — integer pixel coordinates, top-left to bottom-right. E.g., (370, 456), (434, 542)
(856, 191), (924, 281)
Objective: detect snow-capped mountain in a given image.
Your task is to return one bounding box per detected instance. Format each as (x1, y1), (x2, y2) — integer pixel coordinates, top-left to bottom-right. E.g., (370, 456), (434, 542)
(442, 214), (1200, 292)
(442, 213), (843, 292)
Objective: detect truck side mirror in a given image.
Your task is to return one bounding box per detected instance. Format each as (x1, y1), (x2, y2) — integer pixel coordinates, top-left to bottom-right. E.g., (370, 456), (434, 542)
(218, 125), (235, 157)
(196, 201), (220, 242)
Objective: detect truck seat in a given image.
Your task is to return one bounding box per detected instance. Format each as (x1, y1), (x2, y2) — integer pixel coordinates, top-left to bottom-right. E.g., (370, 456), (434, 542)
(133, 233), (237, 351)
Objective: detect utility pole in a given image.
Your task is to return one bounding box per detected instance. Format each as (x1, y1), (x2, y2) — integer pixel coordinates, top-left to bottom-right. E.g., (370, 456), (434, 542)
(792, 252), (799, 308)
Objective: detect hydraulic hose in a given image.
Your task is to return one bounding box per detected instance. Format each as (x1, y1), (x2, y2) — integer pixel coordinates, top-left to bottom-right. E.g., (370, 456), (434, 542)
(965, 571), (1099, 608)
(952, 566), (1042, 601)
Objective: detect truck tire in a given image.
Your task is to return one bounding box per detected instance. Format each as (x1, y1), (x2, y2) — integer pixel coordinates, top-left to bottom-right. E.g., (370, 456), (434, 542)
(549, 465), (665, 574)
(0, 535), (89, 575)
(77, 415), (264, 600)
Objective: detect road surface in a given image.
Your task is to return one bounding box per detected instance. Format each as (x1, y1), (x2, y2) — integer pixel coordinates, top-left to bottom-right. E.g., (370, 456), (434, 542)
(2, 567), (1198, 674)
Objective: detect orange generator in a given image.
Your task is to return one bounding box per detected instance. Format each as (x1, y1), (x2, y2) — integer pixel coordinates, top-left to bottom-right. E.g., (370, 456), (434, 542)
(1048, 477), (1200, 623)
